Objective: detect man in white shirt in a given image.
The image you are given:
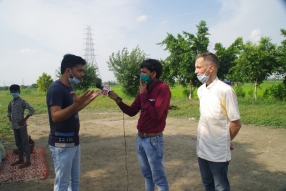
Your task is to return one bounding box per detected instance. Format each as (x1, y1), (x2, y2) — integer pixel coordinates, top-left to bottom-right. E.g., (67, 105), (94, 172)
(195, 53), (242, 191)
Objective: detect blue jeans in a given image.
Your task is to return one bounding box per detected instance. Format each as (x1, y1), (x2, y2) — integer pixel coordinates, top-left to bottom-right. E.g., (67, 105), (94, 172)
(198, 157), (230, 191)
(136, 134), (169, 191)
(49, 145), (81, 191)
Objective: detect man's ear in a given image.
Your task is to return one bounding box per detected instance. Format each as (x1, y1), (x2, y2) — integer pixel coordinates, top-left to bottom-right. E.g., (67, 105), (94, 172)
(152, 71), (157, 79)
(209, 65), (216, 73)
(65, 68), (71, 74)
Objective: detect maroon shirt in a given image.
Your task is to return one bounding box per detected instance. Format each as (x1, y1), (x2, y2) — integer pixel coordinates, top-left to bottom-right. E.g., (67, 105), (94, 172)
(117, 80), (171, 133)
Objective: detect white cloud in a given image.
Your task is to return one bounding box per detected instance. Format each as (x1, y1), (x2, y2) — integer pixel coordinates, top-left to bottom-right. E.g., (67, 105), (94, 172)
(0, 0), (285, 85)
(209, 0), (285, 50)
(248, 29), (263, 43)
(20, 48), (37, 53)
(136, 15), (147, 22)
(0, 0), (141, 85)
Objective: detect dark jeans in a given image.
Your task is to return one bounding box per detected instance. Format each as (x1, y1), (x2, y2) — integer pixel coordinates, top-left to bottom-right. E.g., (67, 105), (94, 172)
(198, 157), (230, 191)
(13, 126), (30, 162)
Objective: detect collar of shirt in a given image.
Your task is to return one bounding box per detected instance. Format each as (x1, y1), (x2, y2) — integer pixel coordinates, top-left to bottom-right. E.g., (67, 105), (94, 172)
(12, 97), (22, 103)
(205, 77), (219, 90)
(147, 79), (161, 92)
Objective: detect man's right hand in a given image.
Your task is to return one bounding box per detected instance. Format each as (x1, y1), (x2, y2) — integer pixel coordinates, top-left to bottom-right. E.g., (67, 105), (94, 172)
(108, 91), (121, 104)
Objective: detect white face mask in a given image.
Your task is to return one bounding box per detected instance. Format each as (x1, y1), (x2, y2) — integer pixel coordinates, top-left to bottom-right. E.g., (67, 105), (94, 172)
(68, 70), (81, 85)
(197, 67), (210, 83)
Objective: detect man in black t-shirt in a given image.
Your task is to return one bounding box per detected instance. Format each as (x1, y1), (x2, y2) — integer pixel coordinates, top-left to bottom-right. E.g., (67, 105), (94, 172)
(46, 54), (101, 191)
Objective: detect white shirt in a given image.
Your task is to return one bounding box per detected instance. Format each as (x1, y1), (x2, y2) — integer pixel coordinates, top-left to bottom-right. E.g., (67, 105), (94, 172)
(197, 77), (240, 162)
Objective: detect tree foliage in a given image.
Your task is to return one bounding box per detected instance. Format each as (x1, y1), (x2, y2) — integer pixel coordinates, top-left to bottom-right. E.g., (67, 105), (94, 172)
(231, 37), (277, 100)
(277, 28), (286, 86)
(36, 72), (54, 93)
(214, 37), (243, 81)
(107, 46), (147, 97)
(158, 20), (210, 98)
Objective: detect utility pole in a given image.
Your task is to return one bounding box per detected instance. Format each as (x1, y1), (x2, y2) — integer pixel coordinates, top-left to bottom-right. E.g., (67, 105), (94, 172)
(83, 26), (101, 79)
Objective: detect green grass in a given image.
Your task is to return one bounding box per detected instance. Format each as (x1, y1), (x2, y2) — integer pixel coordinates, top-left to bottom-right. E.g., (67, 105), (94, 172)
(233, 80), (281, 98)
(0, 80), (285, 138)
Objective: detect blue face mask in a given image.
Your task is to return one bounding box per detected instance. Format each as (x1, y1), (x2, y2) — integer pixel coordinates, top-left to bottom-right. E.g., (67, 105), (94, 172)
(140, 73), (153, 85)
(11, 92), (19, 98)
(197, 67), (210, 83)
(68, 70), (81, 85)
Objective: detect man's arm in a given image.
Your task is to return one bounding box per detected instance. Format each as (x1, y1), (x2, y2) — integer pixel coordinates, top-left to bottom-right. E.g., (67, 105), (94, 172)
(50, 90), (98, 123)
(230, 119), (242, 140)
(7, 102), (12, 122)
(108, 91), (141, 116)
(19, 99), (35, 126)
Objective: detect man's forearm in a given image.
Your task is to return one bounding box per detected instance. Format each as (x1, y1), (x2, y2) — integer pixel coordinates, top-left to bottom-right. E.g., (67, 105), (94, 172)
(230, 119), (242, 140)
(51, 104), (77, 123)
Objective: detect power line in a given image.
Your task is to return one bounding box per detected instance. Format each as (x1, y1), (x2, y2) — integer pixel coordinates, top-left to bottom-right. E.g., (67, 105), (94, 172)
(83, 25), (102, 79)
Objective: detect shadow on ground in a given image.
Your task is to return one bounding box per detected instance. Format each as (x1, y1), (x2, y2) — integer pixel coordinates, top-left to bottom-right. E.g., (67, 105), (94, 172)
(1, 112), (286, 191)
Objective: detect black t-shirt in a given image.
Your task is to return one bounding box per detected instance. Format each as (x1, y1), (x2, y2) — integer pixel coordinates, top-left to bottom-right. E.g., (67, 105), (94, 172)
(46, 80), (80, 147)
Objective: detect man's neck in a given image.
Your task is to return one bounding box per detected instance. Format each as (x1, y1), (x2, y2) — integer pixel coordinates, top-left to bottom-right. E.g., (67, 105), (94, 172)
(206, 75), (217, 86)
(149, 78), (158, 88)
(13, 97), (20, 102)
(59, 76), (71, 87)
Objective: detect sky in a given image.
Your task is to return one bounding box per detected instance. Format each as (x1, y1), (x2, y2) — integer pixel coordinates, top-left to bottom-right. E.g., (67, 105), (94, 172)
(0, 0), (286, 86)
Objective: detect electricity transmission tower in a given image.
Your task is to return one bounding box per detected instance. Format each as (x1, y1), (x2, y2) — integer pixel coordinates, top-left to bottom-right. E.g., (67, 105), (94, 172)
(83, 26), (101, 79)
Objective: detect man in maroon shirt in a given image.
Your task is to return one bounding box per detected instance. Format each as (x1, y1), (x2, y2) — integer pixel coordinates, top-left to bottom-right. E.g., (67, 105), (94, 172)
(109, 58), (171, 191)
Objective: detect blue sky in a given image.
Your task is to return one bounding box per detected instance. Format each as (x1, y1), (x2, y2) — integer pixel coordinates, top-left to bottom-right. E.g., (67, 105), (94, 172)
(0, 0), (285, 86)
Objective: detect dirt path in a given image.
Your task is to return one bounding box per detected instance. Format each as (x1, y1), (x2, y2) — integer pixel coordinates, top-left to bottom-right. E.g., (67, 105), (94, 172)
(1, 110), (286, 191)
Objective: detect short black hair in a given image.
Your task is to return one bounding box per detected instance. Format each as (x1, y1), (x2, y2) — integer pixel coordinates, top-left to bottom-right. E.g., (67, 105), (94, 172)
(60, 54), (86, 74)
(140, 59), (162, 79)
(10, 84), (20, 94)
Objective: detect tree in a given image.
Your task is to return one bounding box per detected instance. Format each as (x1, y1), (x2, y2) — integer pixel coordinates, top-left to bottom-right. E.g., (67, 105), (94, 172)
(158, 20), (210, 99)
(277, 28), (286, 86)
(55, 63), (101, 92)
(214, 37), (243, 81)
(37, 73), (54, 93)
(231, 37), (277, 100)
(30, 83), (38, 89)
(107, 46), (147, 97)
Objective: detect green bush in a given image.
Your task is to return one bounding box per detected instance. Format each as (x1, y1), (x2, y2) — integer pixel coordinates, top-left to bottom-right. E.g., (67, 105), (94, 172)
(264, 83), (286, 101)
(248, 88), (253, 97)
(234, 86), (246, 98)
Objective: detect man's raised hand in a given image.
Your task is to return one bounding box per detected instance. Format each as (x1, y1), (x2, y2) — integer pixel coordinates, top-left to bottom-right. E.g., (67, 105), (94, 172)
(70, 90), (101, 111)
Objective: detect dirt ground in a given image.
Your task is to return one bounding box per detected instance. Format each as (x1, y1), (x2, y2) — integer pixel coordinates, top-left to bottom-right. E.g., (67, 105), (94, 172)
(1, 110), (286, 191)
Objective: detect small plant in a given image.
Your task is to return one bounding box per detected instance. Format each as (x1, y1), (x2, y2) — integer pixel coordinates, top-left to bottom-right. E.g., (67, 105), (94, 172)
(235, 86), (246, 98)
(248, 88), (253, 97)
(264, 83), (286, 101)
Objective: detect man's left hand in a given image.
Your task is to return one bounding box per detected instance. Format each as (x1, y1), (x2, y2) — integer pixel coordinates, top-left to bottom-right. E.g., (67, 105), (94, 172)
(230, 142), (234, 150)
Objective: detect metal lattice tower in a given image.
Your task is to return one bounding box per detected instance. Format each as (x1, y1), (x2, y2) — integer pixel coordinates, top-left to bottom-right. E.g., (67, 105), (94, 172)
(83, 26), (101, 79)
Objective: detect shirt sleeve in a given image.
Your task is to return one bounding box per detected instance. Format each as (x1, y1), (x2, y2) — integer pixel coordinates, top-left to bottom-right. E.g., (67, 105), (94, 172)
(224, 88), (241, 121)
(47, 85), (64, 108)
(140, 85), (171, 120)
(23, 100), (35, 116)
(117, 93), (141, 116)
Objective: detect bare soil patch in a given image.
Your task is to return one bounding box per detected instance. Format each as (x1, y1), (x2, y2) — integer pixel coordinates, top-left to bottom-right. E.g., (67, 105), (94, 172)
(1, 110), (286, 191)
